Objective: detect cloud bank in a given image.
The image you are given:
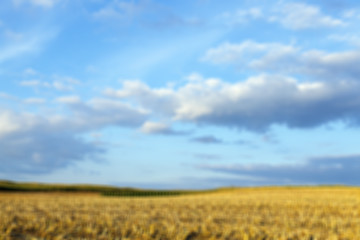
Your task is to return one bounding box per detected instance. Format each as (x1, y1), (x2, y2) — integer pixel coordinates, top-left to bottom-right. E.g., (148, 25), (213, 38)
(0, 97), (148, 175)
(198, 155), (360, 185)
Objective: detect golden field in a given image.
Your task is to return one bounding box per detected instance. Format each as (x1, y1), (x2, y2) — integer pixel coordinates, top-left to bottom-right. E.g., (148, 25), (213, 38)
(1, 187), (360, 240)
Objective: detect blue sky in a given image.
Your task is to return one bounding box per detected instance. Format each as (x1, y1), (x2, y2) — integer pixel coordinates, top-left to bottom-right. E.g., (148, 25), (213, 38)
(1, 0), (360, 189)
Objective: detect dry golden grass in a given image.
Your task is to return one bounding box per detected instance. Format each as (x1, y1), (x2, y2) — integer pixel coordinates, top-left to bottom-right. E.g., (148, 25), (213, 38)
(1, 187), (360, 239)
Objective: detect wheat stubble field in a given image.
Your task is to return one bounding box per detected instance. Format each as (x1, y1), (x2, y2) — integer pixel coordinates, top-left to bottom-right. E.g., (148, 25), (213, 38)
(1, 187), (360, 240)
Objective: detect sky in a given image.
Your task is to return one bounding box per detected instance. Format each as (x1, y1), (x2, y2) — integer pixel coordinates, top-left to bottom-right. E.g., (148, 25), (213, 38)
(1, 0), (360, 189)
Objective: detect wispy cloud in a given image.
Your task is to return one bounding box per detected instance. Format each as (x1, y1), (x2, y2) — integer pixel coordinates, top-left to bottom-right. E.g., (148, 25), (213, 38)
(23, 98), (46, 104)
(0, 29), (58, 63)
(328, 34), (360, 47)
(201, 40), (297, 64)
(217, 8), (263, 26)
(202, 40), (360, 80)
(12, 0), (60, 8)
(0, 92), (17, 101)
(20, 75), (80, 91)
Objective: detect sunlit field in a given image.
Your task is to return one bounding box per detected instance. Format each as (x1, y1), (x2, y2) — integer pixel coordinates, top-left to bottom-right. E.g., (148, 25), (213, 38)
(1, 187), (360, 240)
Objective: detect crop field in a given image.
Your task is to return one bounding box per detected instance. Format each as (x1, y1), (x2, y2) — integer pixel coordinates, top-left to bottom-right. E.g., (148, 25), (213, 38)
(1, 187), (360, 240)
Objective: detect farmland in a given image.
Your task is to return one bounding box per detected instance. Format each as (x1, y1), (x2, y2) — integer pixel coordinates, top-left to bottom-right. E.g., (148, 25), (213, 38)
(1, 186), (360, 239)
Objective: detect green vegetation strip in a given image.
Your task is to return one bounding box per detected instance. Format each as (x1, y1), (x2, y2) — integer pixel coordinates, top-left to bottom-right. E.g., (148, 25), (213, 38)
(0, 180), (216, 197)
(0, 180), (354, 198)
(101, 190), (205, 197)
(0, 180), (125, 192)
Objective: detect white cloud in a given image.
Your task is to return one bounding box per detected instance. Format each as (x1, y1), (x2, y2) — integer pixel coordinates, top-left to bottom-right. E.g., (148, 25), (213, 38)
(0, 110), (39, 138)
(53, 75), (80, 85)
(0, 111), (22, 137)
(186, 72), (204, 82)
(139, 121), (187, 135)
(52, 81), (73, 91)
(65, 98), (149, 130)
(106, 74), (360, 131)
(51, 75), (80, 91)
(55, 95), (81, 104)
(270, 2), (345, 30)
(20, 80), (42, 86)
(202, 40), (297, 64)
(140, 121), (171, 134)
(105, 80), (177, 116)
(2, 97), (148, 138)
